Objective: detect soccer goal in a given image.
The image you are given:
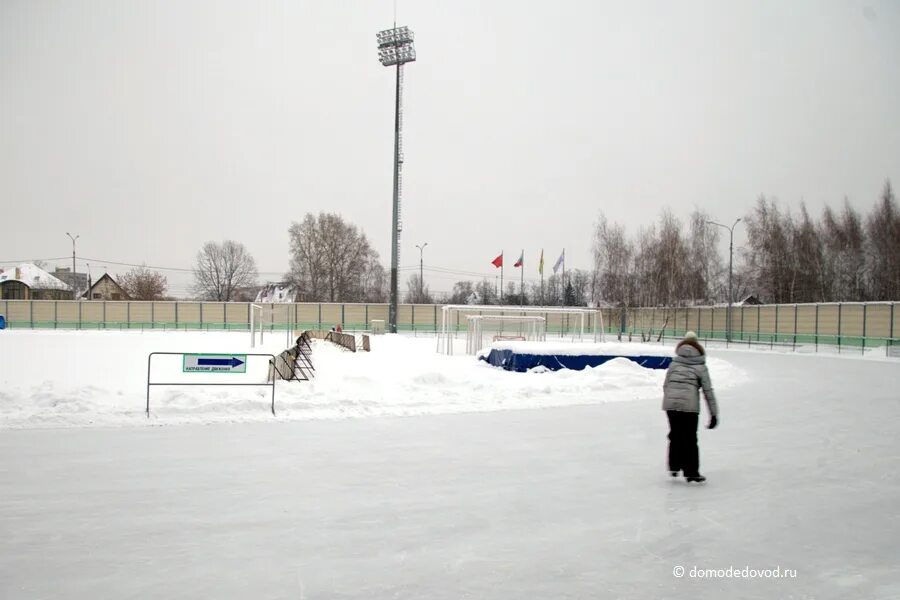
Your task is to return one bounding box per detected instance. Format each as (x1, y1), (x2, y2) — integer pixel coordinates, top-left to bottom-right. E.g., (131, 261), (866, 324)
(437, 305), (604, 355)
(465, 315), (546, 354)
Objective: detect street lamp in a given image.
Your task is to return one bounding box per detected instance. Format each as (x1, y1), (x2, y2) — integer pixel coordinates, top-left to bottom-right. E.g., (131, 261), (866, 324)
(65, 232), (79, 300)
(377, 25), (416, 333)
(707, 218), (741, 343)
(415, 242), (428, 302)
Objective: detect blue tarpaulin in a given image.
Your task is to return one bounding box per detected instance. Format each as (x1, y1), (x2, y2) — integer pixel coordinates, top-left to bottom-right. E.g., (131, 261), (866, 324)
(480, 348), (671, 373)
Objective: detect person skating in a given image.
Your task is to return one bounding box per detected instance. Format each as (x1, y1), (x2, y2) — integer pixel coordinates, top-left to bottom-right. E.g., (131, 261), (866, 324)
(662, 331), (718, 483)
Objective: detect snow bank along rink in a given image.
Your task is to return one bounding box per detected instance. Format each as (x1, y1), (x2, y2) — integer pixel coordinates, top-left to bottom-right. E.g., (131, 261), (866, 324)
(0, 330), (747, 428)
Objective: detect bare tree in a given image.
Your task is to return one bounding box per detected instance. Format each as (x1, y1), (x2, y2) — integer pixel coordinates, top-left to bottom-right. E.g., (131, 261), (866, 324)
(119, 266), (167, 300)
(448, 280), (476, 304)
(405, 273), (433, 304)
(820, 200), (866, 301)
(791, 203), (825, 302)
(592, 214), (634, 307)
(192, 240), (258, 301)
(864, 180), (900, 301)
(287, 213), (383, 302)
(744, 197), (795, 303)
(474, 279), (499, 305)
(686, 209), (722, 304)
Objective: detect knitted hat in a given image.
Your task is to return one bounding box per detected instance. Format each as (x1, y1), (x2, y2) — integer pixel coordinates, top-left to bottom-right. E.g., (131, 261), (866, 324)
(683, 331), (698, 343)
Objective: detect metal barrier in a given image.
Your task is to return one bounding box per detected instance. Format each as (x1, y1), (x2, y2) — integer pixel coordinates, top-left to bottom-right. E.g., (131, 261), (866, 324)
(146, 351), (277, 417)
(270, 332), (316, 382)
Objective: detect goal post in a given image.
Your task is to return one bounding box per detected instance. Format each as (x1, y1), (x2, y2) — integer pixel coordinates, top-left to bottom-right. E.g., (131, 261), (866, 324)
(466, 315), (545, 355)
(437, 305), (604, 355)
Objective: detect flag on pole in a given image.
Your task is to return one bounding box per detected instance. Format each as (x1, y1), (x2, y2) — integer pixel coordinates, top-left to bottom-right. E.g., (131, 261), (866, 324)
(514, 250), (524, 268)
(552, 249), (565, 273)
(491, 253), (503, 268)
(538, 249), (544, 275)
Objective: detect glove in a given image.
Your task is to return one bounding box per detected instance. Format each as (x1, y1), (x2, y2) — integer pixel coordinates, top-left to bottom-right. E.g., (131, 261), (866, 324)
(707, 415), (718, 429)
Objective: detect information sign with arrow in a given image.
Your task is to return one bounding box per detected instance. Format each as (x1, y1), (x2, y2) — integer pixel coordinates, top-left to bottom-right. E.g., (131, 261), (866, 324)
(182, 354), (247, 373)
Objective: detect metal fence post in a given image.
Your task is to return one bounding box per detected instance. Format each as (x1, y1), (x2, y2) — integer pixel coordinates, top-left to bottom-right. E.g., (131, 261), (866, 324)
(837, 302), (842, 353)
(769, 304), (780, 349)
(30, 300), (33, 329)
(127, 301), (131, 329)
(54, 301), (58, 329)
(200, 302), (204, 329)
(151, 302), (155, 330)
(891, 302), (896, 340)
(862, 303), (867, 355)
(757, 305), (761, 342)
(78, 301), (82, 330)
(318, 303), (322, 330)
(792, 304), (797, 350)
(815, 303), (819, 352)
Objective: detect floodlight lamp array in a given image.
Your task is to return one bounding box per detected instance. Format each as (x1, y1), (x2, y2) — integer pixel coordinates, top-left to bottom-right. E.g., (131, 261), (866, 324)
(377, 26), (416, 66)
(378, 45), (416, 66)
(376, 26), (414, 48)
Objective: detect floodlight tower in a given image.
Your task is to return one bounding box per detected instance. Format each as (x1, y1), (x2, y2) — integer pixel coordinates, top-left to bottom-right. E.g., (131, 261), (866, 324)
(377, 25), (416, 333)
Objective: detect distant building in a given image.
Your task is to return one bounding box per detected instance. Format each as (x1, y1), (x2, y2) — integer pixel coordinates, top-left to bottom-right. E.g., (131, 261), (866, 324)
(83, 273), (129, 301)
(254, 282), (298, 303)
(739, 295), (763, 306)
(53, 268), (90, 299)
(0, 264), (72, 300)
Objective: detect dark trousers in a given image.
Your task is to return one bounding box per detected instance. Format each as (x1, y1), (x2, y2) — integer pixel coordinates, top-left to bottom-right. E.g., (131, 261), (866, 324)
(667, 410), (700, 477)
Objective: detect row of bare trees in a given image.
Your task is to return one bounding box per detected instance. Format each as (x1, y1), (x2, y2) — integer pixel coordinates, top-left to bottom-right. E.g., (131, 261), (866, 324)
(743, 181), (899, 303)
(116, 182), (896, 304)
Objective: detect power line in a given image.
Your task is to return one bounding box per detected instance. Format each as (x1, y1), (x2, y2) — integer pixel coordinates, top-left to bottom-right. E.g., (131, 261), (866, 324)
(0, 256), (70, 265)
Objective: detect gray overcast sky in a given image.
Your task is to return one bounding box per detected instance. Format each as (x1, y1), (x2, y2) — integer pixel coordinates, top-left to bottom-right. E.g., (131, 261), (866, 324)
(2, 1), (898, 297)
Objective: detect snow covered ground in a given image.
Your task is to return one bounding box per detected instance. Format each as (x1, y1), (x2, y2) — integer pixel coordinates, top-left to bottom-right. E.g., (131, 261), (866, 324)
(1, 330), (899, 598)
(0, 330), (744, 428)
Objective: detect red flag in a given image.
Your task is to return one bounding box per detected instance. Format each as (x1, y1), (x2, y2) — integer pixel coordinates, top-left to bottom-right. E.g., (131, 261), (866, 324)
(491, 253), (503, 268)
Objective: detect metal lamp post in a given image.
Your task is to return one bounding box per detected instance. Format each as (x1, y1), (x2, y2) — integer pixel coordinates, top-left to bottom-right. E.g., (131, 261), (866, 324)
(377, 25), (416, 333)
(707, 218), (741, 343)
(415, 242), (427, 302)
(65, 232), (79, 300)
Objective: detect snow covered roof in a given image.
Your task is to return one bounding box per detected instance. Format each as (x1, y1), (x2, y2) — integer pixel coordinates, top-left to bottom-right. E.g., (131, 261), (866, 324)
(0, 263), (72, 291)
(254, 282), (296, 303)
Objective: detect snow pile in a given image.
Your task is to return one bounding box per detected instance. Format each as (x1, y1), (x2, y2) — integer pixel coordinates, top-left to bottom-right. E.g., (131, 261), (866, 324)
(0, 331), (745, 429)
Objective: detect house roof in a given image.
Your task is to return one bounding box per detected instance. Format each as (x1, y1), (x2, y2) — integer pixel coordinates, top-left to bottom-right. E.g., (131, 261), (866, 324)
(0, 263), (72, 291)
(82, 272), (128, 299)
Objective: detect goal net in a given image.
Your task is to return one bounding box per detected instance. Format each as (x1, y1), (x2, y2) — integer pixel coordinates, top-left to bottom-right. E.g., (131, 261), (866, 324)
(437, 305), (604, 356)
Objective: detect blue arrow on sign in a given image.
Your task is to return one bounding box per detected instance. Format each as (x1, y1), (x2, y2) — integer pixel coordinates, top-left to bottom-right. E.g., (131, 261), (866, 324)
(198, 357), (245, 368)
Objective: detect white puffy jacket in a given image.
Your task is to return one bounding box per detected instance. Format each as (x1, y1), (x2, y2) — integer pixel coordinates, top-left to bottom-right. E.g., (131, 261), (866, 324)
(661, 342), (718, 416)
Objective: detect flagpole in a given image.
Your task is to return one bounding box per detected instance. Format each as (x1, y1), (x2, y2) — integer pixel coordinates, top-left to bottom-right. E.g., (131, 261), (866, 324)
(500, 250), (503, 305)
(520, 249), (524, 307)
(561, 248), (565, 307)
(540, 250), (544, 307)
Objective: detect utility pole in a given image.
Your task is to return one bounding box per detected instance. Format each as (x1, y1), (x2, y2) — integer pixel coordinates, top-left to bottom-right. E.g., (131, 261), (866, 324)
(416, 242), (428, 302)
(707, 219), (741, 344)
(66, 232), (79, 300)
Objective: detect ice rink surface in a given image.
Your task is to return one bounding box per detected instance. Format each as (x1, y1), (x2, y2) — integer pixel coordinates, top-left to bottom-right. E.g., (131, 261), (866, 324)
(2, 347), (899, 599)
